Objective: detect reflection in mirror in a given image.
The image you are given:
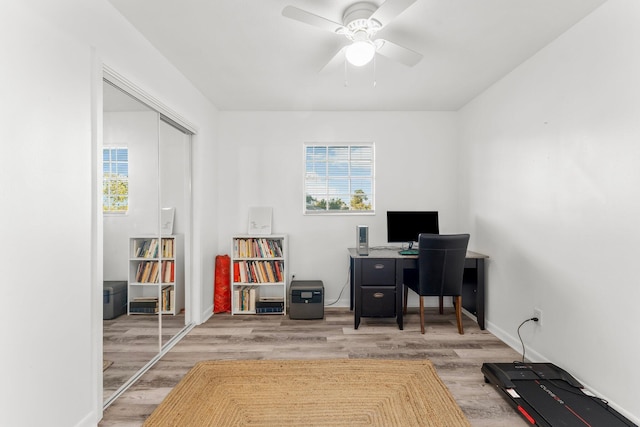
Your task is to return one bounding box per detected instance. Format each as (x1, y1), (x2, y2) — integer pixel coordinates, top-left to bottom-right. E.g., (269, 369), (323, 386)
(159, 119), (190, 347)
(102, 81), (161, 403)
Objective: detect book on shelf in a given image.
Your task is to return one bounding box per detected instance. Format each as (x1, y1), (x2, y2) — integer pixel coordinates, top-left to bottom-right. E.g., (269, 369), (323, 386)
(149, 239), (159, 258)
(135, 262), (143, 282)
(250, 262), (259, 283)
(140, 261), (152, 283)
(234, 260), (282, 284)
(255, 297), (284, 314)
(135, 261), (169, 283)
(135, 238), (158, 258)
(233, 262), (240, 282)
(135, 237), (176, 259)
(249, 287), (256, 311)
(233, 237), (283, 259)
(233, 286), (257, 312)
(274, 261), (283, 282)
(234, 261), (247, 283)
(161, 238), (174, 258)
(130, 297), (159, 313)
(256, 306), (284, 314)
(150, 262), (159, 283)
(161, 260), (174, 283)
(161, 285), (174, 312)
(259, 296), (284, 302)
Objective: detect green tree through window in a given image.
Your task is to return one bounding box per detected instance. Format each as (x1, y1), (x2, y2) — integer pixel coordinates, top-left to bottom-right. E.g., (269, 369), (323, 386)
(103, 147), (129, 213)
(304, 144), (374, 213)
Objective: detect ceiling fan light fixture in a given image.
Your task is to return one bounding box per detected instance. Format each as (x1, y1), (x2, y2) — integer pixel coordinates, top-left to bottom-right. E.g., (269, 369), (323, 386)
(345, 40), (376, 66)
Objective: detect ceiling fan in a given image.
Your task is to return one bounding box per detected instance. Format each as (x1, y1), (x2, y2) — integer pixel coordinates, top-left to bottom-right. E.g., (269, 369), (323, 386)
(282, 0), (423, 70)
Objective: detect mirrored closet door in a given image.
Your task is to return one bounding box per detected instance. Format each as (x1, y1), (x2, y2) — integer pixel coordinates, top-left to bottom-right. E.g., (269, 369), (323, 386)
(159, 120), (191, 347)
(102, 77), (193, 406)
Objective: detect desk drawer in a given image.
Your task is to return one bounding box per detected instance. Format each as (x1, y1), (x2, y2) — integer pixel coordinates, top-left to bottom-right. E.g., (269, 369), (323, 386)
(361, 259), (395, 285)
(361, 286), (396, 317)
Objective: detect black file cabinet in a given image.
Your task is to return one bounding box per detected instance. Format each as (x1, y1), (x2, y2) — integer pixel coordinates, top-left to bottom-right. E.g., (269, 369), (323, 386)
(349, 250), (404, 330)
(360, 259), (396, 317)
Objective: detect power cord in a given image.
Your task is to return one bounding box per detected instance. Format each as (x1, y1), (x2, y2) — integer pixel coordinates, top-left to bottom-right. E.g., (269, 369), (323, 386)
(325, 265), (351, 306)
(290, 268), (350, 307)
(517, 317), (539, 363)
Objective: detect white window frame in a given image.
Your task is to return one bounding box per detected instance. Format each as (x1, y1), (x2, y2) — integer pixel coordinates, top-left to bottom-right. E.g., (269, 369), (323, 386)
(303, 143), (375, 215)
(102, 146), (129, 214)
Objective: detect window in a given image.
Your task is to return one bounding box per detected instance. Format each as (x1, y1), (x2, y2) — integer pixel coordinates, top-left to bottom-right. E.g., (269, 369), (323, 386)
(103, 147), (129, 213)
(304, 143), (374, 213)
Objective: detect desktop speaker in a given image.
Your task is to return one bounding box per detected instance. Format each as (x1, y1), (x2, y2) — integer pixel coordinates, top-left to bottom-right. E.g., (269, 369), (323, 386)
(356, 225), (369, 255)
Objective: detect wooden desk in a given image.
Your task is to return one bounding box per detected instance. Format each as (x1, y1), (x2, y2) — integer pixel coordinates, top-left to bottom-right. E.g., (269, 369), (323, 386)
(348, 248), (488, 330)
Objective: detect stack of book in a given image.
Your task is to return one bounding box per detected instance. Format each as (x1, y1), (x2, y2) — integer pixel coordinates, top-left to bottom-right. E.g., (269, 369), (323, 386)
(129, 297), (158, 314)
(256, 297), (284, 314)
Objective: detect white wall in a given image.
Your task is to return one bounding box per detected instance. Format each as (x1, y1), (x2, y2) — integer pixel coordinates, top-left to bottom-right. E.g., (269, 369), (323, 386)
(0, 1), (218, 426)
(458, 0), (640, 422)
(217, 111), (460, 306)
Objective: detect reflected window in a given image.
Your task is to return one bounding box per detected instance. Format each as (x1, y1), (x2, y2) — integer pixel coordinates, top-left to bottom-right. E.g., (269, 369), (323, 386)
(103, 147), (129, 213)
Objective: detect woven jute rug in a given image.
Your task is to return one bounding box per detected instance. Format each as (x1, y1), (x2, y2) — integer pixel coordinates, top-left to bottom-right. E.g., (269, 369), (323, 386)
(143, 359), (470, 427)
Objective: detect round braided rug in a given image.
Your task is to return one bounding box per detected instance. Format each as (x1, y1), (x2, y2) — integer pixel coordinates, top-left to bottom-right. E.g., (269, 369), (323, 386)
(143, 359), (470, 427)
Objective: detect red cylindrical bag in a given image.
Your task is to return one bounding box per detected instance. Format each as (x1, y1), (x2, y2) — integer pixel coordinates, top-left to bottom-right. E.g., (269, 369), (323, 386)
(214, 255), (231, 313)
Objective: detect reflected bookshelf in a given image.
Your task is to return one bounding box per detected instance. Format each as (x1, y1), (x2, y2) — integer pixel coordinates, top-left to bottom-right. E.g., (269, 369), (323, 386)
(128, 235), (182, 315)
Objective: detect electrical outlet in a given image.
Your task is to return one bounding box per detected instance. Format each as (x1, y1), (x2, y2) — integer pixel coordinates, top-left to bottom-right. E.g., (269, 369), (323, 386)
(533, 308), (542, 326)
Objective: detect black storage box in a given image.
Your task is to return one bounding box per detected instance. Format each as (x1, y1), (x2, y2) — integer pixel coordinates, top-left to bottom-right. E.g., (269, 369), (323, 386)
(103, 281), (127, 320)
(289, 280), (324, 320)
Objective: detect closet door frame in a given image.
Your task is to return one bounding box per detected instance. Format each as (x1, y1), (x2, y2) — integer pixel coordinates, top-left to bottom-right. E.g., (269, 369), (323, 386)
(99, 66), (197, 410)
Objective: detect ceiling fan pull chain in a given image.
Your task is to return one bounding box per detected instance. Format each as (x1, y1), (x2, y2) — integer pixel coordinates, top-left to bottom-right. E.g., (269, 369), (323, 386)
(344, 58), (349, 87)
(373, 55), (377, 88)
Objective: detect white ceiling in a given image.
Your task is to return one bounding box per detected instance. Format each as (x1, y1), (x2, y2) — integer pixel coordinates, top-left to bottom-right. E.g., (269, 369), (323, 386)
(108, 0), (606, 111)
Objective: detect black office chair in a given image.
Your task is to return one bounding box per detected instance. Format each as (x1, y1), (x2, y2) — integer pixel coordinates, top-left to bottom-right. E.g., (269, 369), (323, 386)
(403, 233), (470, 334)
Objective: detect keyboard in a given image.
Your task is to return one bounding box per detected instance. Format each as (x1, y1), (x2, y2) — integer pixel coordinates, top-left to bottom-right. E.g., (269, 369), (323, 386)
(398, 249), (419, 256)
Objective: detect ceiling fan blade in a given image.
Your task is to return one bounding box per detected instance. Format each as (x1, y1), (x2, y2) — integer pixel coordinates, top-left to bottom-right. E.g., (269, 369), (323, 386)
(320, 46), (348, 73)
(370, 0), (417, 28)
(376, 39), (423, 67)
(282, 6), (343, 33)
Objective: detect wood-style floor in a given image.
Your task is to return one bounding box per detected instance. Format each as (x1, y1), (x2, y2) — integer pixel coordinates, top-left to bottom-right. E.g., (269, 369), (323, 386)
(103, 313), (188, 399)
(100, 307), (528, 427)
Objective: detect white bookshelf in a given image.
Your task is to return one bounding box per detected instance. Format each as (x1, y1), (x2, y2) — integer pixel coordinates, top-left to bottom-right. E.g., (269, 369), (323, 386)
(231, 235), (287, 315)
(128, 235), (183, 315)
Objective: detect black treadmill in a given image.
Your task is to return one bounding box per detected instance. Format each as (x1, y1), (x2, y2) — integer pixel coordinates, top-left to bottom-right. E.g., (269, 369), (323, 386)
(482, 362), (637, 427)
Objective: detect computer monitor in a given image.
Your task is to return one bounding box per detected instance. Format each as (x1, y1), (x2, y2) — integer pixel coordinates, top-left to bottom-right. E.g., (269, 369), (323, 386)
(386, 211), (439, 248)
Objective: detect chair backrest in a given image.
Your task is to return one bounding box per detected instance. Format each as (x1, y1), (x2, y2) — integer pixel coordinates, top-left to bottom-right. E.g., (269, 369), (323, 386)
(418, 233), (470, 297)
